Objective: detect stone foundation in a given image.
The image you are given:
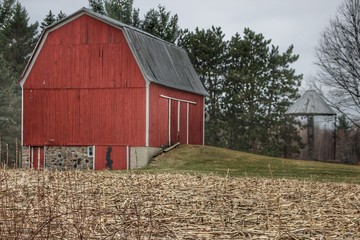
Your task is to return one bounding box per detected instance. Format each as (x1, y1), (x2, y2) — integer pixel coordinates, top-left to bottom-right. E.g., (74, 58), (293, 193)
(21, 145), (161, 170)
(21, 147), (31, 169)
(45, 146), (93, 170)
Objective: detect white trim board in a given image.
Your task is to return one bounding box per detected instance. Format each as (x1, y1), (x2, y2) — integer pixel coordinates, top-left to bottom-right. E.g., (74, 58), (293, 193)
(160, 95), (196, 105)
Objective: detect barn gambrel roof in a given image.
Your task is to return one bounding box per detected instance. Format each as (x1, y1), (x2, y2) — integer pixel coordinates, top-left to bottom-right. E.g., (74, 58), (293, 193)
(20, 8), (207, 96)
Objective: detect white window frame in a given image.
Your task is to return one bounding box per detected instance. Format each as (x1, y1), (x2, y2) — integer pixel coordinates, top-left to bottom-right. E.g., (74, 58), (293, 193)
(87, 146), (94, 157)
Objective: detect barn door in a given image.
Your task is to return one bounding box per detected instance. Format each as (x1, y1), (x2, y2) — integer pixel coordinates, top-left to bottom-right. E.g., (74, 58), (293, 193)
(170, 100), (180, 145)
(31, 146), (45, 169)
(162, 95), (197, 146)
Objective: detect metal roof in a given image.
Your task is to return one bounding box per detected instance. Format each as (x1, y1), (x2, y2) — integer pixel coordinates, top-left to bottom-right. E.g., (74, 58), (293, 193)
(285, 90), (336, 116)
(124, 28), (207, 95)
(39, 8), (207, 96)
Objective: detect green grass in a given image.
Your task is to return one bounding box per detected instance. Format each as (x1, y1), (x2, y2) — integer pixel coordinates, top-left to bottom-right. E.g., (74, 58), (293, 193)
(142, 144), (360, 184)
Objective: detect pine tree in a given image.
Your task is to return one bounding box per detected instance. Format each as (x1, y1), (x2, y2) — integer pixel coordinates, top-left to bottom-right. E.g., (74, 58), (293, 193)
(0, 1), (38, 164)
(141, 5), (179, 43)
(0, 53), (18, 156)
(40, 10), (66, 31)
(178, 26), (227, 145)
(223, 29), (302, 156)
(0, 2), (38, 75)
(104, 0), (134, 24)
(0, 0), (15, 29)
(87, 0), (180, 43)
(56, 11), (66, 21)
(132, 7), (140, 28)
(89, 0), (105, 15)
(40, 10), (55, 30)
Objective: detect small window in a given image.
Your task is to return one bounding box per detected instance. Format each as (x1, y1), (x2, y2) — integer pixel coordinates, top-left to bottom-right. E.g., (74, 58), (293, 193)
(87, 146), (94, 157)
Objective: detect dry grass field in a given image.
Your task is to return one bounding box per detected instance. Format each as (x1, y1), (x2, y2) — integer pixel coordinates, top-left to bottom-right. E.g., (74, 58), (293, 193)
(1, 169), (359, 239)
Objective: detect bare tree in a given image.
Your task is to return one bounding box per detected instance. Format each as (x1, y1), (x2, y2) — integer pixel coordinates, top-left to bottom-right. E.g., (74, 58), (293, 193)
(313, 0), (360, 127)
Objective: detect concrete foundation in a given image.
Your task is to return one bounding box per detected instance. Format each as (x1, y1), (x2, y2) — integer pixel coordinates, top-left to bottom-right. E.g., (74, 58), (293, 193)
(130, 147), (162, 169)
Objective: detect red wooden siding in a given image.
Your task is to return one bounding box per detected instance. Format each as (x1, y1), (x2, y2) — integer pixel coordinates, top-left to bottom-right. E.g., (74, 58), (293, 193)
(30, 146), (45, 170)
(22, 15), (147, 147)
(179, 102), (188, 144)
(170, 101), (178, 145)
(24, 15), (145, 89)
(149, 96), (169, 147)
(149, 83), (204, 147)
(188, 103), (204, 144)
(23, 88), (146, 146)
(95, 145), (127, 170)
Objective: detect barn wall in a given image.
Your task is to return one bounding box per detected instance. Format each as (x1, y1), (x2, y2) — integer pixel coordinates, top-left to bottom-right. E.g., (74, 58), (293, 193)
(23, 88), (146, 146)
(22, 14), (147, 147)
(170, 100), (179, 144)
(149, 83), (204, 147)
(95, 145), (128, 170)
(179, 102), (188, 144)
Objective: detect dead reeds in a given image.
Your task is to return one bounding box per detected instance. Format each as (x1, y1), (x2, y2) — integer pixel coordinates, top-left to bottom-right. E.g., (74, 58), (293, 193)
(0, 169), (359, 239)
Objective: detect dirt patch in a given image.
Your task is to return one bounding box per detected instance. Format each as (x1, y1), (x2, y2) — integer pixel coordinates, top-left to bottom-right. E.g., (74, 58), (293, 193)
(0, 170), (359, 239)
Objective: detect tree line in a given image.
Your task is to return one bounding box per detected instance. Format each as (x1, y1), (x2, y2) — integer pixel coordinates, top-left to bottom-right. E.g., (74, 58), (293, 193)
(0, 0), (37, 164)
(87, 0), (304, 156)
(0, 0), (304, 165)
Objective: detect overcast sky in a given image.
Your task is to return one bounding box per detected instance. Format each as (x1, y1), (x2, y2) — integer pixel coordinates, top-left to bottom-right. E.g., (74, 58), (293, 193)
(20, 0), (341, 90)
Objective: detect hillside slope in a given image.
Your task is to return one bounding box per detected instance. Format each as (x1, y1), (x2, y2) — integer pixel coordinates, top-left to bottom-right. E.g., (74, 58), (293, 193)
(144, 145), (360, 184)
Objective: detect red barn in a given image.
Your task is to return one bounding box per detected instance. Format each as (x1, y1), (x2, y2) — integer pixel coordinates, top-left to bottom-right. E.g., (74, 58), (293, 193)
(20, 8), (206, 170)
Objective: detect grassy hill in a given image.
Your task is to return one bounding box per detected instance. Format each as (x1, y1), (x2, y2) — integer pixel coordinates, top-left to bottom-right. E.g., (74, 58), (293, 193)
(143, 144), (360, 184)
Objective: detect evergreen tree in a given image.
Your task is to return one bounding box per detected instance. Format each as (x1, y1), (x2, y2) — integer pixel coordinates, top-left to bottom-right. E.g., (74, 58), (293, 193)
(337, 114), (351, 131)
(40, 10), (66, 31)
(87, 0), (179, 42)
(56, 11), (66, 21)
(0, 2), (38, 75)
(104, 0), (134, 24)
(132, 7), (140, 28)
(141, 5), (180, 43)
(0, 1), (38, 164)
(178, 26), (227, 145)
(0, 53), (18, 159)
(40, 10), (55, 30)
(223, 29), (302, 156)
(261, 44), (302, 156)
(89, 0), (105, 15)
(0, 0), (15, 29)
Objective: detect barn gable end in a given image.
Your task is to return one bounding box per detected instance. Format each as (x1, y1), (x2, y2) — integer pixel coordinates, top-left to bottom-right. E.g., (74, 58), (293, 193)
(21, 14), (145, 89)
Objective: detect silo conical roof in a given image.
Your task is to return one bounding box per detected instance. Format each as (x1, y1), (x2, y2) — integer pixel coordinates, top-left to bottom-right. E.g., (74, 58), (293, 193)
(286, 90), (336, 116)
